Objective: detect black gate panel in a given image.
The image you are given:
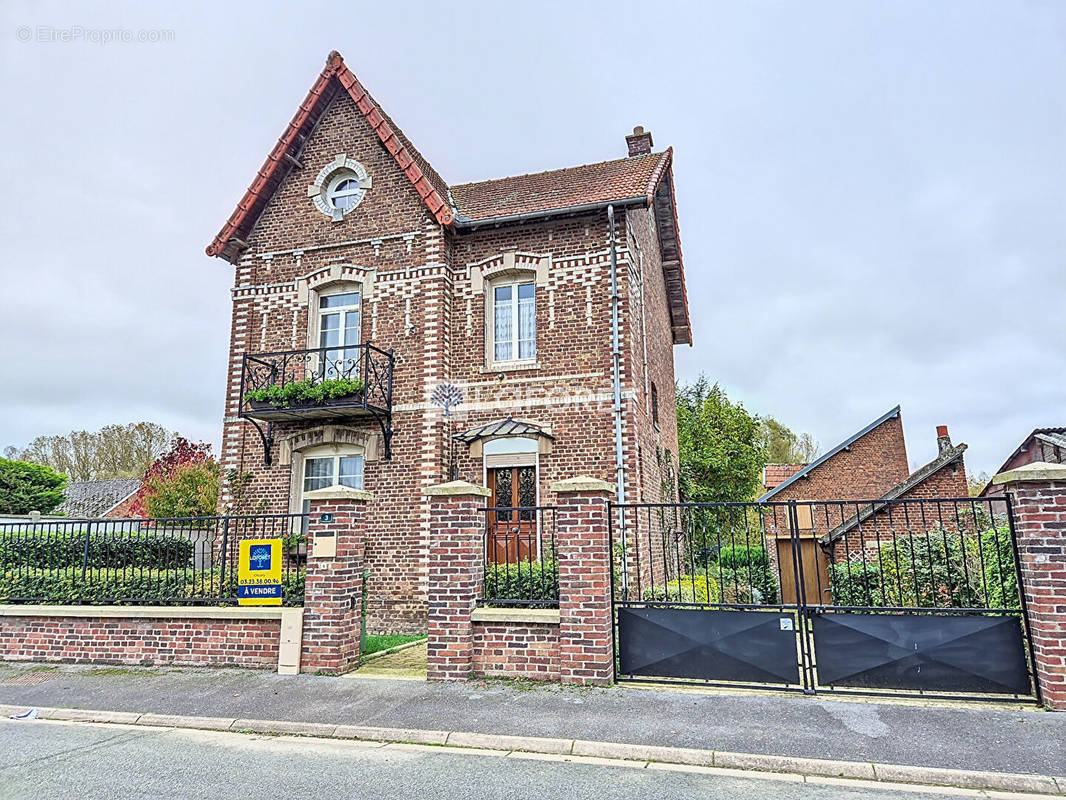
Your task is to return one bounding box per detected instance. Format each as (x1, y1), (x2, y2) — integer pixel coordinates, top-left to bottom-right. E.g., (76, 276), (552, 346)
(618, 607), (801, 685)
(811, 612), (1031, 695)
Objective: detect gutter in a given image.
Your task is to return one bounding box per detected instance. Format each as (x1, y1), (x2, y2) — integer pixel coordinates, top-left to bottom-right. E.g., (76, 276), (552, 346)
(454, 195), (648, 231)
(607, 205), (625, 505)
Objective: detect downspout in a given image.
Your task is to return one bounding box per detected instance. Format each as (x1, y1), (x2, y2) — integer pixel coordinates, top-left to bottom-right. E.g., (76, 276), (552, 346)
(607, 205), (624, 505)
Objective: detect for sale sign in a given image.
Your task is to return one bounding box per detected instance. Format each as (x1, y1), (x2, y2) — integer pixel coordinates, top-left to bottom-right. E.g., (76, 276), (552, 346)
(237, 539), (283, 606)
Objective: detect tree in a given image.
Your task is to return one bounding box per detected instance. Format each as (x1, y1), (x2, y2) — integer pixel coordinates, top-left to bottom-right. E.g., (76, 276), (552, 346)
(131, 436), (217, 518)
(141, 461), (221, 520)
(0, 458), (68, 514)
(758, 416), (819, 464)
(968, 471), (991, 498)
(676, 377), (766, 502)
(18, 422), (171, 481)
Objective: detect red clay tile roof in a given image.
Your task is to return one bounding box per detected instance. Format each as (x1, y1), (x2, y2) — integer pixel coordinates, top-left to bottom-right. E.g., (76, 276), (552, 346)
(205, 51), (453, 261)
(450, 151), (670, 222)
(205, 52), (691, 344)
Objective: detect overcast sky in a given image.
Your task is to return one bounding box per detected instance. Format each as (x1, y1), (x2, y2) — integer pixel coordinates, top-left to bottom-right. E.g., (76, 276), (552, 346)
(1, 0), (1063, 477)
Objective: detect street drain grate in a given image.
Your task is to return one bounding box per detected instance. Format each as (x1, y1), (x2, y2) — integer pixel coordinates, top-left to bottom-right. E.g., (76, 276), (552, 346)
(2, 671), (58, 686)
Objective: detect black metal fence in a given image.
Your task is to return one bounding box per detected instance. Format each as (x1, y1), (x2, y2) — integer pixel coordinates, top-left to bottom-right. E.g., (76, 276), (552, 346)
(479, 506), (558, 607)
(610, 497), (1025, 613)
(0, 514), (308, 606)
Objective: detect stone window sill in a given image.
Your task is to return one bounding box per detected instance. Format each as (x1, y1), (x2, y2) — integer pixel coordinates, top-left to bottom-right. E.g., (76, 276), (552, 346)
(481, 360), (540, 374)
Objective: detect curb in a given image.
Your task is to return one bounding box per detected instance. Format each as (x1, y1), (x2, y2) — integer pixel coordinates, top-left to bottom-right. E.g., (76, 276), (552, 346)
(1, 703), (1062, 796)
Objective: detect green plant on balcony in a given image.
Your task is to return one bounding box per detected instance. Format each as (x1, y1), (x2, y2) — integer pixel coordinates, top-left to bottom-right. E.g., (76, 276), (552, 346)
(244, 377), (366, 409)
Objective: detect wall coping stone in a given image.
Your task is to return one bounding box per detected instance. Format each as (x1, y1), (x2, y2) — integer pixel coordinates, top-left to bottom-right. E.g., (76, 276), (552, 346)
(0, 605), (298, 622)
(303, 486), (374, 501)
(992, 461), (1066, 486)
(550, 476), (615, 494)
(425, 480), (491, 497)
(471, 607), (560, 625)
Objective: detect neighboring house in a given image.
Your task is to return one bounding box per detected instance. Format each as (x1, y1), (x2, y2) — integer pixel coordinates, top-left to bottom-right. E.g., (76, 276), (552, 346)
(762, 463), (805, 494)
(981, 427), (1066, 498)
(205, 52), (690, 633)
(757, 406), (968, 603)
(55, 478), (142, 519)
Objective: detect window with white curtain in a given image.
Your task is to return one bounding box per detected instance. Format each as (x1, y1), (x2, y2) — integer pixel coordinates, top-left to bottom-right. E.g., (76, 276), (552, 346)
(490, 279), (535, 363)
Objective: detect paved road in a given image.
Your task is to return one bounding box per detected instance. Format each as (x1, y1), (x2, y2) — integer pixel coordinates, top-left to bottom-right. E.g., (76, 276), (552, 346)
(1, 662), (1062, 777)
(0, 719), (995, 800)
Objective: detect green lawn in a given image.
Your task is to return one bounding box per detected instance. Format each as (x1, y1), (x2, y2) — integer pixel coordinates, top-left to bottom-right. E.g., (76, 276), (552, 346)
(362, 633), (425, 656)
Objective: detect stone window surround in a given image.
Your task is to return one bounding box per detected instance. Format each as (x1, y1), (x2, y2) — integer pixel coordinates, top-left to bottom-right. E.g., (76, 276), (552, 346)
(306, 154), (373, 222)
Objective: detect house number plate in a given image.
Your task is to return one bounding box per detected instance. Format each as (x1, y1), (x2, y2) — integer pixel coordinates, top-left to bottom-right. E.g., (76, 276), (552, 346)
(320, 513), (334, 523)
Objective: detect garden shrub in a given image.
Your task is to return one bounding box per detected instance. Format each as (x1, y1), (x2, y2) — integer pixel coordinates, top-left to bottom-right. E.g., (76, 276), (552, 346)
(244, 377), (365, 409)
(483, 559), (558, 605)
(714, 544), (777, 603)
(643, 574), (721, 604)
(827, 528), (1020, 609)
(0, 530), (195, 570)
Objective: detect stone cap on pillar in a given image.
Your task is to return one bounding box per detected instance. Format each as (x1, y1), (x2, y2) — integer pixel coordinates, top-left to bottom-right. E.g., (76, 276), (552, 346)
(993, 461), (1066, 486)
(303, 486), (374, 502)
(550, 476), (616, 494)
(425, 480), (491, 497)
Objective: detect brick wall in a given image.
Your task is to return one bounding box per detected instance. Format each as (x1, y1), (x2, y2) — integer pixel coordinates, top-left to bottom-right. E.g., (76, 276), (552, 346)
(0, 615), (280, 669)
(472, 620), (560, 680)
(996, 470), (1066, 709)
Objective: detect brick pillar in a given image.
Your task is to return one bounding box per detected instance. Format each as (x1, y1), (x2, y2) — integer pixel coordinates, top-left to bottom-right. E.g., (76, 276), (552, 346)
(426, 480), (490, 681)
(993, 462), (1066, 709)
(301, 486), (372, 675)
(552, 476), (615, 686)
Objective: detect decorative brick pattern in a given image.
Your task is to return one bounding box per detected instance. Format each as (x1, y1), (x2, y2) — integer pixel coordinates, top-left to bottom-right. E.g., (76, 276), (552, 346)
(472, 621), (560, 679)
(1000, 476), (1066, 709)
(555, 483), (615, 686)
(301, 496), (368, 674)
(426, 488), (487, 681)
(0, 617), (280, 669)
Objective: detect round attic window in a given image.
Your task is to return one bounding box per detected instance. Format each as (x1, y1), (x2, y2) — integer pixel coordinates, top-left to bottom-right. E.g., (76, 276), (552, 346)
(308, 155), (372, 222)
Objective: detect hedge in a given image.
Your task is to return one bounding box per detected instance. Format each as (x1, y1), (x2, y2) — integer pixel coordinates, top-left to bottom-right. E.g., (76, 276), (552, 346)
(715, 545), (778, 603)
(0, 567), (306, 606)
(0, 530), (195, 571)
(483, 560), (558, 605)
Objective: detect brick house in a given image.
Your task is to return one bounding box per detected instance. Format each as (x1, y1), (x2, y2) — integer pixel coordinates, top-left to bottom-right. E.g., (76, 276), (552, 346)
(981, 427), (1065, 498)
(205, 52), (691, 633)
(757, 406), (969, 602)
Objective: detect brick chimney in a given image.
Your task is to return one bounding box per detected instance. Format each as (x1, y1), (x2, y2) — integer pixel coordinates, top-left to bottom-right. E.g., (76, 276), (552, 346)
(936, 425), (952, 454)
(626, 125), (653, 157)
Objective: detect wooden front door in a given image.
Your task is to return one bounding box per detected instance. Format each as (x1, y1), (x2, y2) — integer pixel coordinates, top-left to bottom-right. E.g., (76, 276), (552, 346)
(776, 536), (831, 606)
(487, 466), (537, 564)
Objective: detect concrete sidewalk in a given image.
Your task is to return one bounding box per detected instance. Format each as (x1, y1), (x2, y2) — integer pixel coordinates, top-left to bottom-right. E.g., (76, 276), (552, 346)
(0, 661), (1062, 779)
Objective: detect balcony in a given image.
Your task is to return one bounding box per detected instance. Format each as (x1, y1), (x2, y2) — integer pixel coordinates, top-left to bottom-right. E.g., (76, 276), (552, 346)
(239, 344), (394, 461)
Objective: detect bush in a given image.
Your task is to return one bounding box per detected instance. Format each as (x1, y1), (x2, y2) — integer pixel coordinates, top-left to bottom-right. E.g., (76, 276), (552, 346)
(0, 530), (195, 570)
(644, 575), (721, 604)
(0, 566), (306, 606)
(828, 528), (1020, 609)
(141, 461), (220, 520)
(0, 458), (67, 515)
(715, 544), (777, 603)
(244, 377), (366, 409)
(483, 559), (558, 605)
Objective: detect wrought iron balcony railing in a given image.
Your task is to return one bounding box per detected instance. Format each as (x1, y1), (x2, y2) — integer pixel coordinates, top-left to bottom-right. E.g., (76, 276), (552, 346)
(238, 343), (394, 462)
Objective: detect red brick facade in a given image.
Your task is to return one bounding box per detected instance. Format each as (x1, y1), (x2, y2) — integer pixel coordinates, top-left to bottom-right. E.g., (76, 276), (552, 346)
(210, 56), (688, 634)
(0, 615), (280, 669)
